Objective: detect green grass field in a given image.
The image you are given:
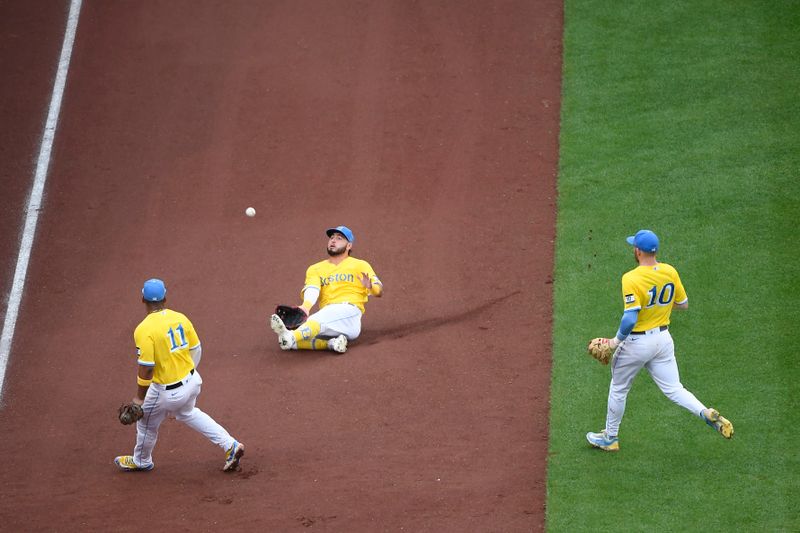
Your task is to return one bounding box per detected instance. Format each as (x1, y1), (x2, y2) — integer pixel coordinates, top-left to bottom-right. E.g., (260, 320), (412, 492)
(548, 2), (799, 531)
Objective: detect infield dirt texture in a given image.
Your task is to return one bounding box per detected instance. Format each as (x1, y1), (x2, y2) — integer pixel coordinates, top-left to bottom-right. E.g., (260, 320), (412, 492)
(0, 1), (562, 531)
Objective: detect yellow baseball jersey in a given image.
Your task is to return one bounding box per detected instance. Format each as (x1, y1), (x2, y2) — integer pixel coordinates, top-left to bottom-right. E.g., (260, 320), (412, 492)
(621, 262), (688, 331)
(134, 309), (199, 384)
(303, 256), (381, 313)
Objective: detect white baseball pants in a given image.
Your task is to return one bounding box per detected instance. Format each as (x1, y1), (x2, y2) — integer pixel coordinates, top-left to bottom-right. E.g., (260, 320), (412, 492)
(132, 370), (236, 468)
(605, 328), (706, 437)
(308, 303), (363, 340)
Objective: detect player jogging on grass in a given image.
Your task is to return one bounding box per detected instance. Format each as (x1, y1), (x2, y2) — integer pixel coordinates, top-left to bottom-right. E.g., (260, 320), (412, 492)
(586, 229), (733, 452)
(269, 225), (383, 354)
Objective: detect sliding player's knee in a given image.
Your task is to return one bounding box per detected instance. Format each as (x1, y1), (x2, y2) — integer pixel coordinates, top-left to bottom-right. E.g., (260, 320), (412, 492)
(296, 320), (321, 341)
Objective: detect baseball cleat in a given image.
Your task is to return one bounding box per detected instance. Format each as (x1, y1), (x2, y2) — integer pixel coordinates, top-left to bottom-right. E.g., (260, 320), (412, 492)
(114, 455), (154, 471)
(278, 331), (295, 350)
(702, 408), (734, 439)
(328, 334), (348, 354)
(270, 314), (295, 350)
(223, 441), (245, 472)
(270, 314), (287, 335)
(586, 430), (620, 452)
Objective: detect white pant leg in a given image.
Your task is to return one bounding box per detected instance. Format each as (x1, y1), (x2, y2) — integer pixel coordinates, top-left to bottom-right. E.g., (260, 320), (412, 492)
(605, 337), (650, 437)
(173, 372), (235, 451)
(133, 386), (169, 467)
(645, 333), (706, 417)
(133, 371), (236, 466)
(308, 303), (362, 340)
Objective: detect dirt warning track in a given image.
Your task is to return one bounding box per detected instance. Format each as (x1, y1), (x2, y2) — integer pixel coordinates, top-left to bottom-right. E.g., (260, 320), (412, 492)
(0, 1), (561, 530)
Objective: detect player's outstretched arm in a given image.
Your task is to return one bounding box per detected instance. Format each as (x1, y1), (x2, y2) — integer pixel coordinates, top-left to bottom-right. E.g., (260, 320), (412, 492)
(300, 286), (321, 314)
(359, 272), (383, 297)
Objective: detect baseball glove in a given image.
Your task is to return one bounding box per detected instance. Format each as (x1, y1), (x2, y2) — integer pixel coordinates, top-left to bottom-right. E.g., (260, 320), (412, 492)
(587, 338), (616, 365)
(275, 305), (308, 330)
(118, 402), (144, 425)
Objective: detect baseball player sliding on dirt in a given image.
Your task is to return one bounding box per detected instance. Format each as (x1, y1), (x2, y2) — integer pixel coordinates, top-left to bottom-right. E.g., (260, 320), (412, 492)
(586, 230), (733, 451)
(270, 225), (383, 354)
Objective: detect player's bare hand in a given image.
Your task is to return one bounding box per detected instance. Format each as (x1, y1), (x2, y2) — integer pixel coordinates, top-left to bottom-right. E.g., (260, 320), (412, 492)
(358, 272), (372, 289)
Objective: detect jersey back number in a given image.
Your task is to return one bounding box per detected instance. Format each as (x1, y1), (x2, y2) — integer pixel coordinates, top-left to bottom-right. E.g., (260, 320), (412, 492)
(167, 324), (188, 352)
(646, 283), (675, 307)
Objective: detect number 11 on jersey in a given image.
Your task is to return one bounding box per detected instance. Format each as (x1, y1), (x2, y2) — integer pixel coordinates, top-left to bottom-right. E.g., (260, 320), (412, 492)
(167, 324), (188, 351)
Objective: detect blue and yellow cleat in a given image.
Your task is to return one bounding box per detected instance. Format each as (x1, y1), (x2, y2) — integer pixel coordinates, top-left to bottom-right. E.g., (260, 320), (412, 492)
(702, 408), (734, 439)
(223, 441), (245, 472)
(586, 430), (620, 452)
(114, 455), (154, 471)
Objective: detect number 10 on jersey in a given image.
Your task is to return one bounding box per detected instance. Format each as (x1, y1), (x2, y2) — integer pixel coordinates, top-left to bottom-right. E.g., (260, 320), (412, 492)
(646, 283), (675, 307)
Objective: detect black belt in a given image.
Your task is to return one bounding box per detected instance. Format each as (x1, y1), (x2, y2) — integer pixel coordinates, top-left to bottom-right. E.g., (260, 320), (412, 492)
(165, 369), (194, 390)
(630, 326), (668, 335)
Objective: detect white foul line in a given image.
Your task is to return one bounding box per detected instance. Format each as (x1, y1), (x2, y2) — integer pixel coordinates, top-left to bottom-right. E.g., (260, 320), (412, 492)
(0, 0), (83, 400)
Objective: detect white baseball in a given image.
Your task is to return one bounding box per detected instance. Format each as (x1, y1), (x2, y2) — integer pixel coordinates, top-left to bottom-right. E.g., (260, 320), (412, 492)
(245, 207), (256, 217)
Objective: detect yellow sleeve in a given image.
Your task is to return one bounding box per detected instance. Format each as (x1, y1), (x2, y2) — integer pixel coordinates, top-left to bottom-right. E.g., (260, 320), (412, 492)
(302, 264), (321, 300)
(184, 316), (200, 349)
(134, 323), (155, 368)
(621, 273), (641, 312)
(362, 260), (381, 288)
(673, 270), (688, 304)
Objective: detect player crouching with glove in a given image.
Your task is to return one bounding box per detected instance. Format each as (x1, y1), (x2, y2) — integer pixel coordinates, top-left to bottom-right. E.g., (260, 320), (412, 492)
(270, 225), (383, 354)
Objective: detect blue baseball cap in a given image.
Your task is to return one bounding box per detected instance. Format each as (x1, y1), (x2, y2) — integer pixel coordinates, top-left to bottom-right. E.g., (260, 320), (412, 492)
(626, 230), (659, 253)
(142, 278), (166, 302)
(326, 225), (355, 243)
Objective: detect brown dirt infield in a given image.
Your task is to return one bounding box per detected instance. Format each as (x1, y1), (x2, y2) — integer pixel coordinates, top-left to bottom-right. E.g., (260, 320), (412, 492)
(0, 1), (562, 531)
